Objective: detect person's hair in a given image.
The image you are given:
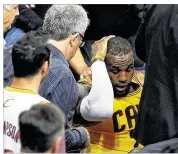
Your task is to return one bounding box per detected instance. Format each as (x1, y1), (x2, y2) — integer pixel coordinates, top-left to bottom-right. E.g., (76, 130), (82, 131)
(19, 103), (65, 153)
(43, 4), (90, 40)
(4, 4), (14, 11)
(107, 36), (133, 56)
(12, 29), (51, 77)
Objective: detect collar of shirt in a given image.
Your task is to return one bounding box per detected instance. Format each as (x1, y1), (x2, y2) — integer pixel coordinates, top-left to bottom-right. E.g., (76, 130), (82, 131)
(48, 44), (69, 67)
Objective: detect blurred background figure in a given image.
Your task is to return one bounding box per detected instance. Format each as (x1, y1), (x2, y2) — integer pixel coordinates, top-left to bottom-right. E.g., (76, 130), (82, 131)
(19, 103), (65, 153)
(3, 4), (24, 48)
(3, 4), (19, 33)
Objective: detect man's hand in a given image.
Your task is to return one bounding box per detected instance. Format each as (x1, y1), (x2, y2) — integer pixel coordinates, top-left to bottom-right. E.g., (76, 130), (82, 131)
(80, 128), (90, 153)
(91, 35), (115, 59)
(80, 67), (92, 84)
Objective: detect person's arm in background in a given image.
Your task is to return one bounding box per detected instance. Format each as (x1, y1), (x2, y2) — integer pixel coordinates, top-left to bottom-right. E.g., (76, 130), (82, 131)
(49, 74), (89, 153)
(69, 48), (92, 83)
(69, 48), (88, 75)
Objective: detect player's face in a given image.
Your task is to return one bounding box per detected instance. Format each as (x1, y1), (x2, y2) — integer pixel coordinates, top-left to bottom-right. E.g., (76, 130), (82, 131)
(106, 52), (134, 98)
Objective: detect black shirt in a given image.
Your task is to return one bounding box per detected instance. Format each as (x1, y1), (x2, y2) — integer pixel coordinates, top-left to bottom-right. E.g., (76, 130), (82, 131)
(133, 4), (178, 145)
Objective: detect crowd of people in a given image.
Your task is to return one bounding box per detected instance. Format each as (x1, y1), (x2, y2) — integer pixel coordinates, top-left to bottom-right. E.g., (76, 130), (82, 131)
(3, 4), (178, 153)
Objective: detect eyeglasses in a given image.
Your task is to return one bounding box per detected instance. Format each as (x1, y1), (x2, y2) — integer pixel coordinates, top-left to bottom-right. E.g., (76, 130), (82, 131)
(78, 33), (85, 47)
(73, 32), (85, 47)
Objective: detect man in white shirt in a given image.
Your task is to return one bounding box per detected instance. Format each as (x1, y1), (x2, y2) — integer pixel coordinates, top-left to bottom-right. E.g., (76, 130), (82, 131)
(3, 30), (52, 153)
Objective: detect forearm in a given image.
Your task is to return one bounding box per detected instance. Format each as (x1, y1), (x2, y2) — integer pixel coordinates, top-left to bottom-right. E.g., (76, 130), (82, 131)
(80, 60), (114, 121)
(69, 48), (88, 75)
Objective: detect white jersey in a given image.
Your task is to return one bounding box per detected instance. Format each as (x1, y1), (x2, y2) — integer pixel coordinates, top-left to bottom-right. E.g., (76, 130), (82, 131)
(3, 87), (49, 153)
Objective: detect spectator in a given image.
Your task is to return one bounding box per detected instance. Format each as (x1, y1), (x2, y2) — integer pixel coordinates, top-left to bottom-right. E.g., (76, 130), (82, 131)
(14, 5), (43, 33)
(3, 4), (25, 48)
(3, 4), (19, 33)
(42, 5), (91, 152)
(19, 103), (65, 153)
(133, 4), (178, 145)
(4, 30), (52, 153)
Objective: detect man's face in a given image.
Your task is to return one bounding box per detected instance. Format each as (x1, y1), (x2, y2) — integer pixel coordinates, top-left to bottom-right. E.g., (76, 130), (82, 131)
(3, 5), (19, 32)
(106, 52), (134, 98)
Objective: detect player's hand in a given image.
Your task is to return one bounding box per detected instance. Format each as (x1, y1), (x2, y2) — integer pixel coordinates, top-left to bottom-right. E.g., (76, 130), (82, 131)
(80, 67), (92, 84)
(91, 35), (115, 59)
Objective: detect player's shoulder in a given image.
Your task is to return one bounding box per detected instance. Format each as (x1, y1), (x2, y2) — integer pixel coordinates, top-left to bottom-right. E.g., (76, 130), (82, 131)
(132, 76), (143, 90)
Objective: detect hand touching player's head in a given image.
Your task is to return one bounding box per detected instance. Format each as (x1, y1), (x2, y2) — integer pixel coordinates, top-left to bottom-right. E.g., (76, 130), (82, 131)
(105, 36), (134, 98)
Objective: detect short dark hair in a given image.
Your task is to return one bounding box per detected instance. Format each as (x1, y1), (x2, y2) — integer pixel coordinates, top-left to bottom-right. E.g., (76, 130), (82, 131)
(12, 29), (51, 77)
(107, 36), (133, 56)
(19, 103), (65, 153)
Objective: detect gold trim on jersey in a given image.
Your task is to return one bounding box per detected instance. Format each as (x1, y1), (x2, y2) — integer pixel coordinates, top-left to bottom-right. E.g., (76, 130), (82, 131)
(5, 87), (38, 94)
(40, 101), (48, 104)
(126, 76), (142, 97)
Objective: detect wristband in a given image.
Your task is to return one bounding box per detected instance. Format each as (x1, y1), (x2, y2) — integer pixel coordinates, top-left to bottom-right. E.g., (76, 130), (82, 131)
(91, 56), (104, 64)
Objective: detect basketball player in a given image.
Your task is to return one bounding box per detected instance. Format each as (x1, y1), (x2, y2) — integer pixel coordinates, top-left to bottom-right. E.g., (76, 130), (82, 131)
(74, 36), (143, 153)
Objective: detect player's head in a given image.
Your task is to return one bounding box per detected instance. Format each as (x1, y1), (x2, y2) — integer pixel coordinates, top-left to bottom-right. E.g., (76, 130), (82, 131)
(19, 103), (65, 153)
(43, 5), (90, 60)
(3, 4), (19, 33)
(12, 29), (51, 82)
(105, 36), (134, 98)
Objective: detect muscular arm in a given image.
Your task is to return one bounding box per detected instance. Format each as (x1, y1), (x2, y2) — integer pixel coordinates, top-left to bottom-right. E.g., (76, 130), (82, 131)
(74, 60), (114, 123)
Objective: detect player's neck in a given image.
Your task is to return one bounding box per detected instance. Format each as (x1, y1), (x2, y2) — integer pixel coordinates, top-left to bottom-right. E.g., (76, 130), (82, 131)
(10, 77), (41, 93)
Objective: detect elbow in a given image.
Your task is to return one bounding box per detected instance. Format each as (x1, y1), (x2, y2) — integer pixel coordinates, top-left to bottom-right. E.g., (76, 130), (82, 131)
(81, 97), (114, 121)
